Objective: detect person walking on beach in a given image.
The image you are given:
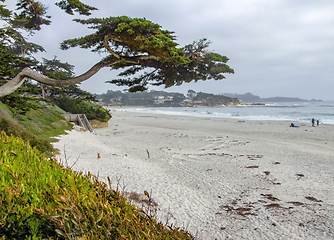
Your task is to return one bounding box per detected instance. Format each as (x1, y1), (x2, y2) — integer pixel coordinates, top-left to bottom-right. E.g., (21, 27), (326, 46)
(312, 118), (315, 127)
(317, 119), (319, 126)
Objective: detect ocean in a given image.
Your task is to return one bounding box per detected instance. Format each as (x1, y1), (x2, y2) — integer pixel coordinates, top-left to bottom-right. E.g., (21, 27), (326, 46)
(116, 101), (334, 125)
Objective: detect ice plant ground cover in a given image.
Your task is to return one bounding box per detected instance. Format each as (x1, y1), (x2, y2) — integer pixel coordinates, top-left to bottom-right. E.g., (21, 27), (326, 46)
(0, 131), (193, 239)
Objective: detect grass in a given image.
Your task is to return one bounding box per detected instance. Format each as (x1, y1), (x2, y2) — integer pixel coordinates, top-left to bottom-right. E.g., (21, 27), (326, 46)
(0, 131), (193, 239)
(0, 100), (72, 154)
(13, 103), (72, 142)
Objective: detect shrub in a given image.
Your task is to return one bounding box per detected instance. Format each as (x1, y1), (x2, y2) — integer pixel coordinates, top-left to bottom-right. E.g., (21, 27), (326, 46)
(53, 97), (111, 122)
(0, 94), (42, 115)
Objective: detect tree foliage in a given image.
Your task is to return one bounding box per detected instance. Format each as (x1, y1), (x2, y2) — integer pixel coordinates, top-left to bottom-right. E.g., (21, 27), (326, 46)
(0, 0), (234, 97)
(55, 0), (97, 16)
(36, 56), (95, 100)
(187, 89), (197, 100)
(61, 17), (234, 92)
(194, 92), (239, 105)
(98, 89), (238, 107)
(53, 96), (111, 122)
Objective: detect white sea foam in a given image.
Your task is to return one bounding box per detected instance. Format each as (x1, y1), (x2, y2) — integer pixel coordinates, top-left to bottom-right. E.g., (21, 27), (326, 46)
(114, 101), (334, 124)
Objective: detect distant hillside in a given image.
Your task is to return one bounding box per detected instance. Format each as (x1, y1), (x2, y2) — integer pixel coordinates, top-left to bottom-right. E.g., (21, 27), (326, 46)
(223, 93), (262, 102)
(261, 97), (307, 102)
(223, 92), (314, 103)
(97, 90), (239, 106)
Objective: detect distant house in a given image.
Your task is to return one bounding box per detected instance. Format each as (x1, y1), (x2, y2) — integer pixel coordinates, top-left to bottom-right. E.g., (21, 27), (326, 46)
(154, 96), (165, 104)
(154, 96), (174, 104)
(164, 96), (173, 104)
(182, 99), (192, 103)
(181, 99), (203, 105)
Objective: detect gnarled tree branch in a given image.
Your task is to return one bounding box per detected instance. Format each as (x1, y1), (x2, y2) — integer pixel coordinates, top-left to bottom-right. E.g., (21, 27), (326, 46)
(103, 35), (120, 59)
(103, 34), (161, 63)
(0, 57), (120, 97)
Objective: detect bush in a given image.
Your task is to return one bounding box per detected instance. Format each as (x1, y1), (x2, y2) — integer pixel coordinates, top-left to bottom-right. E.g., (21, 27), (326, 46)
(0, 94), (42, 115)
(0, 132), (193, 239)
(53, 97), (111, 122)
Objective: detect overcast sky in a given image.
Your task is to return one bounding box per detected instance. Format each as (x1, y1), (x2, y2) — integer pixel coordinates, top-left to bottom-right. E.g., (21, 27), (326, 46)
(24, 0), (334, 100)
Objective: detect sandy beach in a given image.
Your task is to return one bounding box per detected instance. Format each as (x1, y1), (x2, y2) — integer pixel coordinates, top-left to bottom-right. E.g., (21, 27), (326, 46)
(53, 110), (334, 239)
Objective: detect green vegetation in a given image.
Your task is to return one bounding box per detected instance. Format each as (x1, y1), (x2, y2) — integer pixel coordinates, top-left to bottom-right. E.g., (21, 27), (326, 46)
(0, 98), (72, 154)
(98, 90), (185, 106)
(193, 92), (240, 106)
(0, 96), (193, 239)
(0, 131), (193, 239)
(97, 89), (240, 106)
(53, 97), (111, 122)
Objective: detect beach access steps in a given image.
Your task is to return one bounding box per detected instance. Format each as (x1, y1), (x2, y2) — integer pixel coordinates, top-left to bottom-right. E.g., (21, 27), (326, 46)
(61, 114), (93, 132)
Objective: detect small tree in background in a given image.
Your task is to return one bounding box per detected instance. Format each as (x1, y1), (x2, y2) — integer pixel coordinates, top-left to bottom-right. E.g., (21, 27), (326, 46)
(187, 89), (197, 100)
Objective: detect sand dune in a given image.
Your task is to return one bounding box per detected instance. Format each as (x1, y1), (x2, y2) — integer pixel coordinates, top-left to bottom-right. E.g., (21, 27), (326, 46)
(53, 110), (334, 239)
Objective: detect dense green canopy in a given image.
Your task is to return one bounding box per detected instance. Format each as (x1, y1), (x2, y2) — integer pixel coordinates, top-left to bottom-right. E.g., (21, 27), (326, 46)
(0, 0), (234, 96)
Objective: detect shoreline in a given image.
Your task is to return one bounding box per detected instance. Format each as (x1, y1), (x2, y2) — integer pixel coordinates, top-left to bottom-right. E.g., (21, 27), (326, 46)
(105, 103), (334, 125)
(53, 111), (334, 239)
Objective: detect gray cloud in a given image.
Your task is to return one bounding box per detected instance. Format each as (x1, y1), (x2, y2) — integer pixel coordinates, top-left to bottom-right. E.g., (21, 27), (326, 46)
(26, 0), (334, 100)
